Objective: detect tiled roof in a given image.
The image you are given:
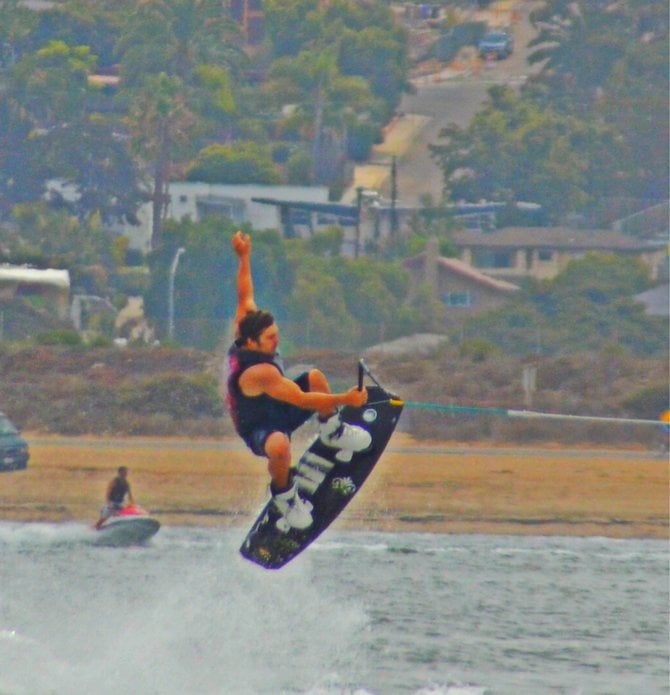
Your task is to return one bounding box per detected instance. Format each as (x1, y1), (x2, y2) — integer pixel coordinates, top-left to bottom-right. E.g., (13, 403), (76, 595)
(451, 227), (661, 250)
(402, 253), (520, 292)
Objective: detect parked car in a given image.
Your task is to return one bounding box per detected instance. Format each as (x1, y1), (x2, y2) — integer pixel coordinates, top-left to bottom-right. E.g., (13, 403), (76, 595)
(0, 413), (29, 471)
(478, 31), (514, 59)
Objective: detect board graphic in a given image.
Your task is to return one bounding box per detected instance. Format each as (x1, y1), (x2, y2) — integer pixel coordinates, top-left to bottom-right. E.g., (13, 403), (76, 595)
(240, 363), (403, 569)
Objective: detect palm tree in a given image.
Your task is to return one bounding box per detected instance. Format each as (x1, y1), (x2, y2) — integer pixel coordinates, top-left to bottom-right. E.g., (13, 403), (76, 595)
(116, 0), (245, 249)
(267, 48), (378, 183)
(116, 0), (244, 87)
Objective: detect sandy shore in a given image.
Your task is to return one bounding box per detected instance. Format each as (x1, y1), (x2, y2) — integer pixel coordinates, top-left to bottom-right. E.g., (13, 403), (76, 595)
(1, 433), (667, 539)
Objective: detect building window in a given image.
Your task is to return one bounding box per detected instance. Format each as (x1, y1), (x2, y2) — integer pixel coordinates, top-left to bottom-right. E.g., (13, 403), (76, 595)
(179, 195), (188, 203)
(196, 198), (243, 222)
(472, 250), (514, 268)
(538, 249), (552, 261)
(443, 290), (473, 307)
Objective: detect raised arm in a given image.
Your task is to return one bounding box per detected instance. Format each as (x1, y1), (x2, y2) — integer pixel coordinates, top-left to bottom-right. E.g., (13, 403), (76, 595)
(232, 231), (257, 332)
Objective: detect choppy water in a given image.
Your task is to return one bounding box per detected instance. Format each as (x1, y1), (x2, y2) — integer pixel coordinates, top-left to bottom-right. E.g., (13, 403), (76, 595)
(0, 524), (667, 695)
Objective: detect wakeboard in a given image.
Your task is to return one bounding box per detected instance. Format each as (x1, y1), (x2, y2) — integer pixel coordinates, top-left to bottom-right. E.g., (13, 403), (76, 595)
(240, 360), (403, 569)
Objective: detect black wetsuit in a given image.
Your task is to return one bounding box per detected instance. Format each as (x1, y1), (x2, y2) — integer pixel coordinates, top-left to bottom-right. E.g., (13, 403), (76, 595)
(226, 342), (311, 456)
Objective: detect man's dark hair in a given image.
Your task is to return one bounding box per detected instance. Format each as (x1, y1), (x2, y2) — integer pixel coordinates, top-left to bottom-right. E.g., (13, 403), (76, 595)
(238, 309), (275, 344)
(118, 466), (128, 475)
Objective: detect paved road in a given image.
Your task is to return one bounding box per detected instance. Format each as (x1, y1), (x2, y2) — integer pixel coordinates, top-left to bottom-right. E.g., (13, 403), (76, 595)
(388, 1), (541, 206)
(393, 81), (491, 205)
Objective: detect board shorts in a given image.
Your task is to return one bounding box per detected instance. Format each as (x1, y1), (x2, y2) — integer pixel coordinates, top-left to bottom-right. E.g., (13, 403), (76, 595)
(99, 501), (123, 519)
(242, 372), (314, 456)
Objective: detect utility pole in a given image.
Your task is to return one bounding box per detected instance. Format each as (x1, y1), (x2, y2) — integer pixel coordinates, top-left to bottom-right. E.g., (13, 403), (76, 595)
(390, 155), (398, 236)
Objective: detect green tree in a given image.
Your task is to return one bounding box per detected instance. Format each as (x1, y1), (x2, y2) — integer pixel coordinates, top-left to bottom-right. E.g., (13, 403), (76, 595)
(0, 0), (38, 67)
(538, 254), (663, 356)
(338, 24), (408, 107)
(186, 142), (281, 184)
(116, 0), (243, 88)
(0, 96), (44, 215)
(9, 201), (111, 274)
(125, 72), (197, 250)
(307, 226), (344, 256)
(285, 149), (313, 185)
(526, 0), (669, 201)
(8, 40), (97, 126)
(463, 254), (666, 358)
(116, 0), (244, 248)
(43, 117), (145, 224)
(287, 267), (360, 349)
(267, 49), (379, 183)
(262, 0), (322, 58)
(4, 40), (144, 224)
(262, 0), (407, 170)
(527, 0), (630, 114)
(601, 39), (669, 199)
(346, 270), (399, 343)
(18, 0), (128, 68)
(431, 86), (624, 219)
(190, 64), (237, 138)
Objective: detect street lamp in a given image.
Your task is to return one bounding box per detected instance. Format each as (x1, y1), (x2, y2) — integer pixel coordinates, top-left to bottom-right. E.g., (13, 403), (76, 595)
(168, 247), (185, 341)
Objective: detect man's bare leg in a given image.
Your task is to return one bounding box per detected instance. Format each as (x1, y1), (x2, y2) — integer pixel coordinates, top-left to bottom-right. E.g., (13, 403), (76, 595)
(264, 431), (292, 491)
(264, 430), (313, 529)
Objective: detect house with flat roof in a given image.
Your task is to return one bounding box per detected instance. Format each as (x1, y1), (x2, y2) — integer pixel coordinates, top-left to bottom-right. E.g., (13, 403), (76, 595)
(451, 227), (667, 282)
(47, 179), (330, 253)
(106, 182), (331, 253)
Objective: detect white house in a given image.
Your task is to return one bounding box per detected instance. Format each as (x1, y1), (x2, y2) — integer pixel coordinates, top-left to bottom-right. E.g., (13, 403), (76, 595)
(109, 182), (331, 252)
(0, 266), (70, 319)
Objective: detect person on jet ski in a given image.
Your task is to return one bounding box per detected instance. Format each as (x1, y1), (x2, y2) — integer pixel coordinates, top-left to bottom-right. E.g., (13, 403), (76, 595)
(94, 466), (134, 529)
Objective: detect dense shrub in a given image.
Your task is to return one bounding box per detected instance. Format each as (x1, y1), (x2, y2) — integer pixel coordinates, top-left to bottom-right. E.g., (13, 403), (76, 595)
(121, 373), (223, 420)
(621, 385), (669, 420)
(0, 344), (665, 446)
(458, 338), (501, 363)
(35, 329), (83, 346)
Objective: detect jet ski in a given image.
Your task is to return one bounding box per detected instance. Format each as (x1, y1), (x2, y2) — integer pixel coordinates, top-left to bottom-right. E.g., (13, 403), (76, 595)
(93, 504), (160, 546)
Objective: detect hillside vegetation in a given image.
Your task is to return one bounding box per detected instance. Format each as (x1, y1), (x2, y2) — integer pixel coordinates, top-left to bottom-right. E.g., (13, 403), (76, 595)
(0, 342), (666, 448)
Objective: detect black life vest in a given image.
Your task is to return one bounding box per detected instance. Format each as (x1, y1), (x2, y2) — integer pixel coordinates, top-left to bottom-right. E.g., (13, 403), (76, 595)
(226, 342), (285, 437)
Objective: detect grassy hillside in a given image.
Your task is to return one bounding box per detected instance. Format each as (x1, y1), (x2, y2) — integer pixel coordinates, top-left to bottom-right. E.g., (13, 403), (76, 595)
(0, 342), (666, 448)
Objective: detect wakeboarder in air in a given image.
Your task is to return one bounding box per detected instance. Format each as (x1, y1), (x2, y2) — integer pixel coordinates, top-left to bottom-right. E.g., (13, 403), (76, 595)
(226, 231), (371, 530)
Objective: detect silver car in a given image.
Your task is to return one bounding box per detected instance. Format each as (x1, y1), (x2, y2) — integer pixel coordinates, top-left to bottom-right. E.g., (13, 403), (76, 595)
(478, 31), (514, 59)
